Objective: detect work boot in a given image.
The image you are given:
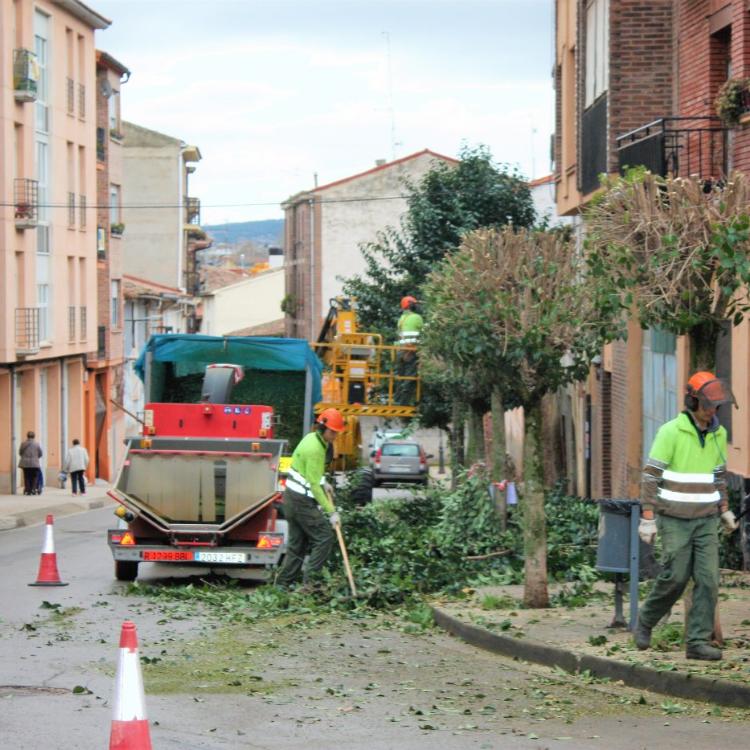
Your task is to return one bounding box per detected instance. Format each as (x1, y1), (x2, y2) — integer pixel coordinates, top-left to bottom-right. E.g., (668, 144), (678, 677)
(633, 618), (652, 650)
(686, 643), (722, 661)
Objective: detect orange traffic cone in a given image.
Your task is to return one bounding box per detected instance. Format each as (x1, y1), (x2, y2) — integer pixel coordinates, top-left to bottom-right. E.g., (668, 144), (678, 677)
(28, 514), (68, 587)
(109, 621), (153, 750)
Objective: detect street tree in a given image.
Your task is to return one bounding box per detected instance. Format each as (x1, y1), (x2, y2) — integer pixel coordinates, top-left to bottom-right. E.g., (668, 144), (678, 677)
(421, 226), (618, 607)
(340, 144), (535, 442)
(585, 171), (750, 369)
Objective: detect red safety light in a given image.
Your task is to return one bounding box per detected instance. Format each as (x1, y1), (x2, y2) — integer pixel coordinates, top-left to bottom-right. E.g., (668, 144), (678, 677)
(202, 404), (214, 416)
(419, 447), (427, 471)
(257, 534), (282, 549)
(374, 447), (382, 469)
(120, 531), (136, 546)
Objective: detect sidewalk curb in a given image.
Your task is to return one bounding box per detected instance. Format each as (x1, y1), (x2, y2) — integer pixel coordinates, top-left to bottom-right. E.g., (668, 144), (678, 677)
(432, 606), (750, 709)
(0, 497), (112, 531)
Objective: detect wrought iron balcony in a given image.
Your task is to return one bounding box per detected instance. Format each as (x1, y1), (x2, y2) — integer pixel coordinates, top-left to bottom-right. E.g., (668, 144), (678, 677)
(14, 178), (39, 229)
(66, 77), (75, 114)
(68, 306), (76, 343)
(186, 197), (200, 224)
(13, 49), (38, 102)
(16, 307), (40, 356)
(80, 306), (87, 341)
(97, 325), (106, 360)
(617, 117), (727, 181)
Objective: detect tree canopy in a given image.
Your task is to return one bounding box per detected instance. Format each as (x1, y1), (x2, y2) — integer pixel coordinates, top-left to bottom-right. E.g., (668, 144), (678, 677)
(341, 144), (536, 339)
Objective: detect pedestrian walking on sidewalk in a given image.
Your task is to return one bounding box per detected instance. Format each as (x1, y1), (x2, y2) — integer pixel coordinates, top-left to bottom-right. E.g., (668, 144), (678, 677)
(64, 438), (89, 496)
(275, 408), (344, 590)
(635, 371), (739, 661)
(18, 431), (42, 496)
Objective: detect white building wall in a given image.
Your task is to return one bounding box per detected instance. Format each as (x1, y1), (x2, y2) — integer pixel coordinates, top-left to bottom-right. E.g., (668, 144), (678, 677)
(203, 269), (284, 336)
(319, 153), (450, 306)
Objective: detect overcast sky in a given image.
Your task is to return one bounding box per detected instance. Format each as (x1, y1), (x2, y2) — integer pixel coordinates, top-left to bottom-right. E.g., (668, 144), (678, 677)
(93, 0), (554, 225)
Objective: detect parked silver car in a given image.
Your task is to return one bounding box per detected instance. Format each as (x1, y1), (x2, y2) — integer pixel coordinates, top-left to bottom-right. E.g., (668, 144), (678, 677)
(370, 439), (431, 486)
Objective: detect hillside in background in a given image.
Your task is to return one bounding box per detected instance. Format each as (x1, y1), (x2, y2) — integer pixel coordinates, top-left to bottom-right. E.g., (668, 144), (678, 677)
(203, 219), (284, 246)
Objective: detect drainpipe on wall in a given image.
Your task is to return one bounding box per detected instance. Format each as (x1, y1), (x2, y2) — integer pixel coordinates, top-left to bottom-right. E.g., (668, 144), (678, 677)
(9, 364), (16, 495)
(60, 358), (68, 472)
(308, 197), (315, 341)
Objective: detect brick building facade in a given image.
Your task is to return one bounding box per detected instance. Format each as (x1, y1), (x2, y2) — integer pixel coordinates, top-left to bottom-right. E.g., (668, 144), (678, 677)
(555, 0), (750, 500)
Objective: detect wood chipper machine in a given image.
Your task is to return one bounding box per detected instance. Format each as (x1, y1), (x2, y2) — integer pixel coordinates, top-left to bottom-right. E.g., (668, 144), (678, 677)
(107, 364), (288, 581)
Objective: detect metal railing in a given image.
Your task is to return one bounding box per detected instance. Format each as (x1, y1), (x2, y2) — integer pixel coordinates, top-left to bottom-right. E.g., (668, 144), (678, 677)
(16, 307), (40, 355)
(68, 192), (76, 227)
(66, 77), (75, 114)
(617, 116), (727, 181)
(80, 194), (87, 228)
(97, 325), (106, 360)
(14, 178), (39, 228)
(96, 127), (106, 162)
(68, 306), (76, 342)
(13, 49), (38, 102)
(80, 305), (87, 341)
(78, 83), (85, 119)
(186, 197), (200, 224)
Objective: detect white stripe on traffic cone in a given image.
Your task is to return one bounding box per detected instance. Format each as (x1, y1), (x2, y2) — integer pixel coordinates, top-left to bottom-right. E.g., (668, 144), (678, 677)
(28, 514), (68, 586)
(109, 621), (152, 750)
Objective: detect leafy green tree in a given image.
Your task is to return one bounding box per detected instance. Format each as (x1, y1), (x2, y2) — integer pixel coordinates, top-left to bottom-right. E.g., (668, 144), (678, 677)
(341, 144), (536, 340)
(585, 171), (750, 369)
(341, 144), (536, 439)
(421, 227), (618, 607)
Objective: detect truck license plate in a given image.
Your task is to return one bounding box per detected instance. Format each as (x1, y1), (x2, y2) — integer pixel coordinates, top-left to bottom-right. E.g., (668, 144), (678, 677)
(195, 551), (247, 563)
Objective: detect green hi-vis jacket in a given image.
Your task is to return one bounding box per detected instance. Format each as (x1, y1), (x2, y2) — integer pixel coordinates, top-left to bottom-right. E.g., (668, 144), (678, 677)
(641, 412), (729, 519)
(284, 430), (334, 514)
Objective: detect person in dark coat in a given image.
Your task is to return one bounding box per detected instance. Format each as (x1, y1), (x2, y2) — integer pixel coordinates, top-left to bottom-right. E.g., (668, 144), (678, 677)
(18, 431), (43, 496)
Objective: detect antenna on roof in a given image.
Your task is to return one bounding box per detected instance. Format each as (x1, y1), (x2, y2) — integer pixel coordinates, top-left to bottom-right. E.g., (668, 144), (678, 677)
(383, 31), (401, 161)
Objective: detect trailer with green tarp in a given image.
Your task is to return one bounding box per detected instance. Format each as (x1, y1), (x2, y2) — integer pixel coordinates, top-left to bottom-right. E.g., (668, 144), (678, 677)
(134, 333), (323, 449)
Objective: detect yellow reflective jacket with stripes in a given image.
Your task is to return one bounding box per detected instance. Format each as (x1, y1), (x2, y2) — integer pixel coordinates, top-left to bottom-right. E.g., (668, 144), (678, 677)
(642, 411), (728, 519)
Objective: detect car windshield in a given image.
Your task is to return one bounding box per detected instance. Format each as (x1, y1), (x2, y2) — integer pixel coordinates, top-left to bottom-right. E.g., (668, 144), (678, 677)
(382, 443), (419, 457)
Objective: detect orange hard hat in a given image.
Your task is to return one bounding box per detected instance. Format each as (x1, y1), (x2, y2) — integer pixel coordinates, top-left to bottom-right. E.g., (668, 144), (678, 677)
(686, 371), (736, 408)
(317, 408), (345, 432)
(400, 295), (417, 310)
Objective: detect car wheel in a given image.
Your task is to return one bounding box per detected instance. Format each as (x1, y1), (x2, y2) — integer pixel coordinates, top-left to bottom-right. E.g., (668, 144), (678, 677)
(115, 560), (139, 582)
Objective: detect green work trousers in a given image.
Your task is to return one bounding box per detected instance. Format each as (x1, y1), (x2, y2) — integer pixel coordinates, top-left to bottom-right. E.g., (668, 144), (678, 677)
(639, 514), (719, 648)
(275, 489), (334, 588)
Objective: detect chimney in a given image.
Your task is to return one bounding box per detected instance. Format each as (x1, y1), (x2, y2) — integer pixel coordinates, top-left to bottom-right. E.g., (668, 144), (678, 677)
(375, 158), (386, 167)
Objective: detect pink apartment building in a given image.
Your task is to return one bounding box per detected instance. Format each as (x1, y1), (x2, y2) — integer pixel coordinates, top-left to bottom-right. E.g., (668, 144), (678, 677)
(0, 0), (109, 492)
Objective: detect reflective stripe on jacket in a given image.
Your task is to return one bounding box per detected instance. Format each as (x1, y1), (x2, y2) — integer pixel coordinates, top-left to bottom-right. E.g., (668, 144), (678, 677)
(641, 411), (728, 519)
(286, 430), (333, 513)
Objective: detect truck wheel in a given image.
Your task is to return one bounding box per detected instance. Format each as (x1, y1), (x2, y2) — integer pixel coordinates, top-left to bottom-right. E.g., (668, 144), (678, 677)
(115, 560), (139, 582)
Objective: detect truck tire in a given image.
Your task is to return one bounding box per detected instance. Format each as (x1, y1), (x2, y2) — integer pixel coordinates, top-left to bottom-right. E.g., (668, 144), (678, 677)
(115, 560), (139, 582)
(351, 468), (374, 505)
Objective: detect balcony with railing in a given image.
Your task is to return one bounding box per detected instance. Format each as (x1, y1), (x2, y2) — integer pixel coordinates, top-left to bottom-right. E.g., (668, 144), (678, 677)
(97, 326), (107, 360)
(80, 306), (87, 341)
(16, 308), (40, 356)
(96, 127), (106, 162)
(66, 77), (75, 114)
(14, 178), (39, 229)
(68, 192), (76, 228)
(78, 83), (85, 119)
(617, 117), (727, 181)
(68, 306), (76, 342)
(13, 49), (38, 103)
(186, 197), (200, 224)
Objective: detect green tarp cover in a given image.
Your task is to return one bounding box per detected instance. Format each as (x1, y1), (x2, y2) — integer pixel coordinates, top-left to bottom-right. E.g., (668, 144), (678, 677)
(134, 334), (322, 403)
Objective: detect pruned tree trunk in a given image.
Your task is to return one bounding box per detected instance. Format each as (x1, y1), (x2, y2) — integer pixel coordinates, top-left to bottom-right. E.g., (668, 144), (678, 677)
(522, 401), (549, 608)
(490, 387), (507, 530)
(689, 322), (718, 372)
(450, 399), (465, 490)
(466, 404), (485, 466)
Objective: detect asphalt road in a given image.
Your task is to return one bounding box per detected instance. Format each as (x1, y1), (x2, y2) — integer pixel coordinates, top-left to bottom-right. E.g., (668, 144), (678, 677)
(0, 507), (748, 749)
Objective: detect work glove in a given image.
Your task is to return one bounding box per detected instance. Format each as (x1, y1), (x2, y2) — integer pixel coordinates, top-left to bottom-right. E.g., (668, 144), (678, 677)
(328, 511), (341, 528)
(720, 510), (739, 535)
(638, 518), (657, 545)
